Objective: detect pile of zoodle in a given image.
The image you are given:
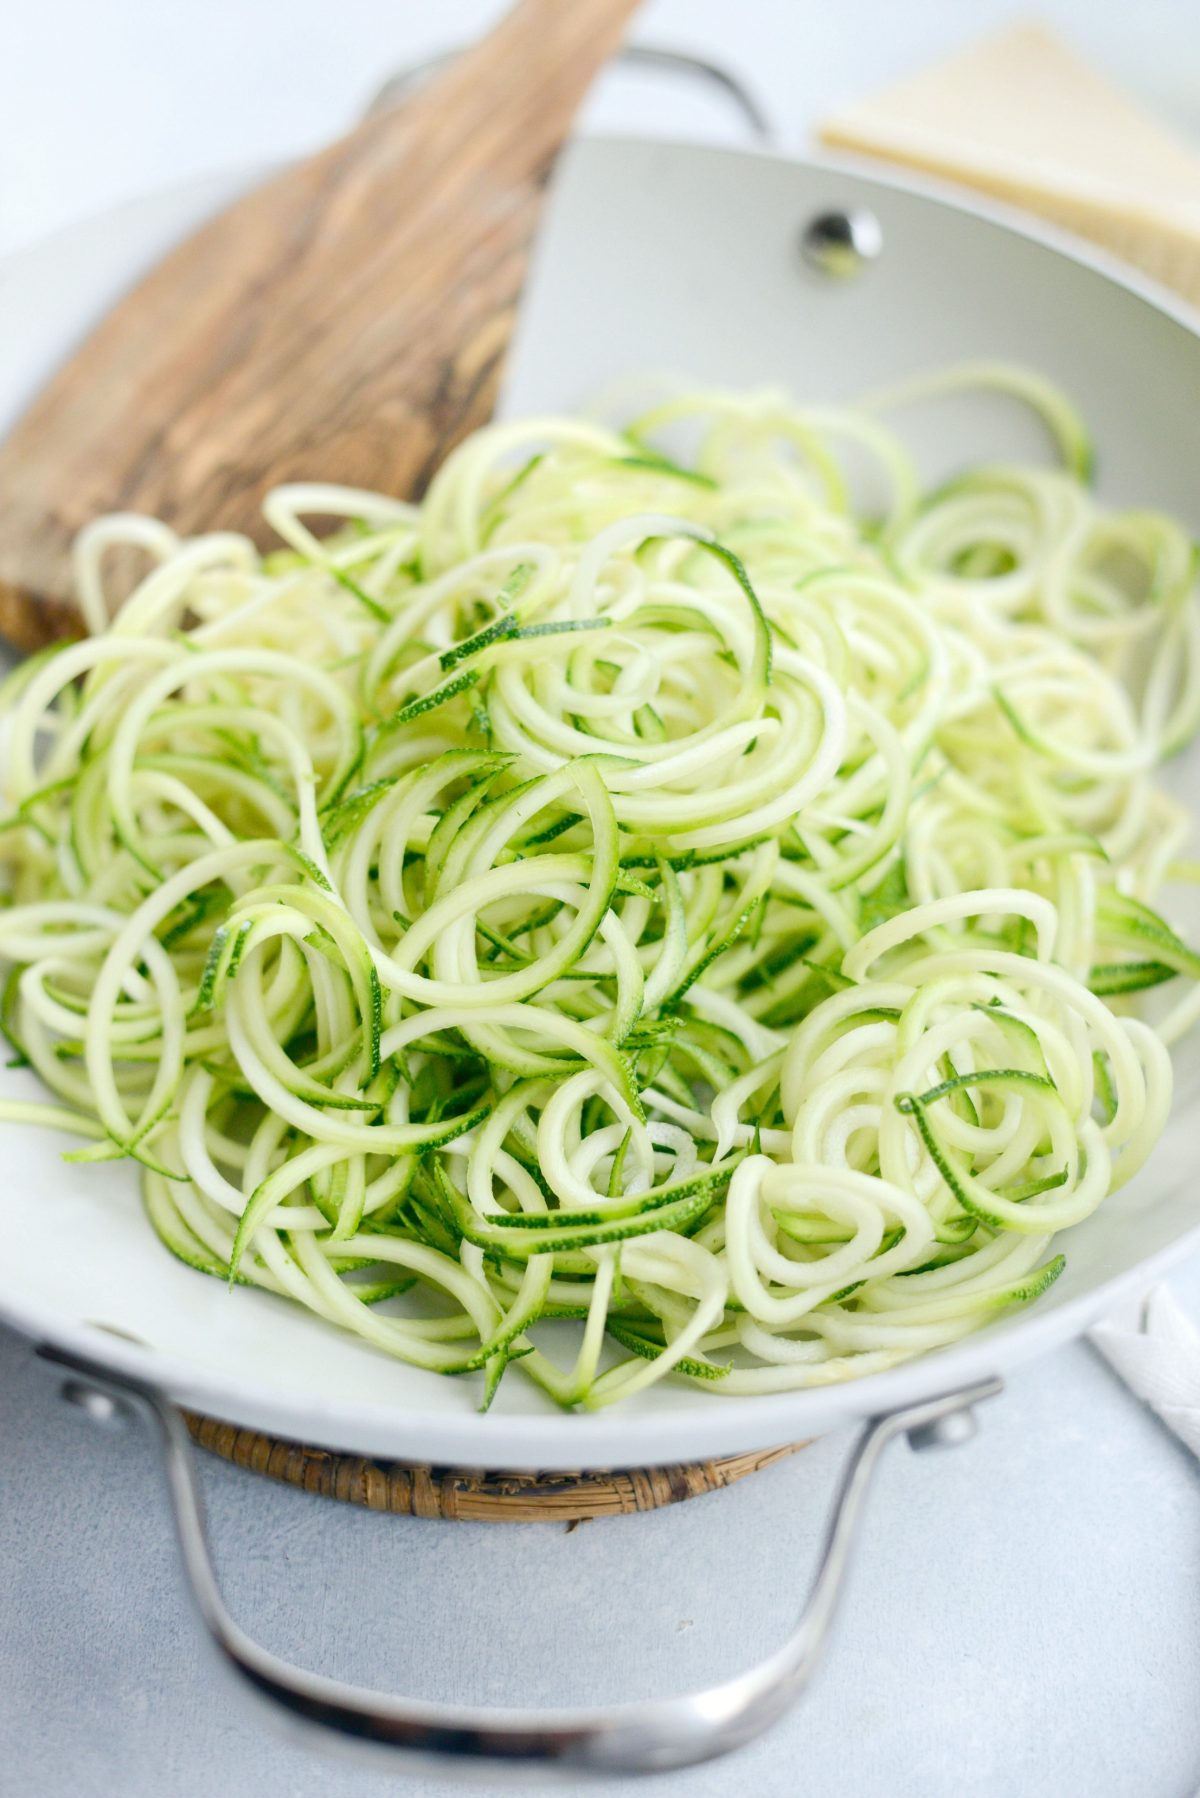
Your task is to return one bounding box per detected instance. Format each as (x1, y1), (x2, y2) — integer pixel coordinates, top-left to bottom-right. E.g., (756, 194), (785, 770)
(2, 364), (1198, 1410)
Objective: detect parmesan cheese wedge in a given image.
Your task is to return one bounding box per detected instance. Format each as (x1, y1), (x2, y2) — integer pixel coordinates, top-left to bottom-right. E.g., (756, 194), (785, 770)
(818, 22), (1200, 308)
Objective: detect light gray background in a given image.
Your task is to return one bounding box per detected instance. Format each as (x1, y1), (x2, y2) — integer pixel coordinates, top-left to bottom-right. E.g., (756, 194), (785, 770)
(4, 3), (1200, 1796)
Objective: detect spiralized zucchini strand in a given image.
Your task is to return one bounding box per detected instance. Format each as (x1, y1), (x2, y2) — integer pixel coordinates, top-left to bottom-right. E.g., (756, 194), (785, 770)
(1, 363), (1197, 1408)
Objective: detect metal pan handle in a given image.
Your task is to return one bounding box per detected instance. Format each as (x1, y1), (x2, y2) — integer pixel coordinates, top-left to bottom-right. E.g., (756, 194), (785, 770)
(363, 43), (777, 145)
(44, 1344), (999, 1779)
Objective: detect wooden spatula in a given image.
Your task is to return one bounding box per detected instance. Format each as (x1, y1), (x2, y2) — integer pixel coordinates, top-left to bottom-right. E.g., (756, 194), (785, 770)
(0, 0), (640, 651)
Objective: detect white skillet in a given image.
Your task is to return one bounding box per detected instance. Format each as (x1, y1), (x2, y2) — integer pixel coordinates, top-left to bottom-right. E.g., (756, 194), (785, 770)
(3, 133), (1199, 1775)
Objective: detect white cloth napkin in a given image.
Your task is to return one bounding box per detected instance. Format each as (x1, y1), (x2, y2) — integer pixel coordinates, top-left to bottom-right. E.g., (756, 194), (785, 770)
(1089, 1285), (1200, 1460)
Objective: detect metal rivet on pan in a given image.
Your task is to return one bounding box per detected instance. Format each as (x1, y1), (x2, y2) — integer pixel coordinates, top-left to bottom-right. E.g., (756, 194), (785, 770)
(906, 1406), (979, 1452)
(800, 208), (883, 279)
(61, 1379), (132, 1428)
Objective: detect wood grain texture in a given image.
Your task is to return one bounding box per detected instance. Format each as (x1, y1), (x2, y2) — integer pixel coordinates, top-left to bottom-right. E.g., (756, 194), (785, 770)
(0, 0), (641, 651)
(184, 1412), (806, 1522)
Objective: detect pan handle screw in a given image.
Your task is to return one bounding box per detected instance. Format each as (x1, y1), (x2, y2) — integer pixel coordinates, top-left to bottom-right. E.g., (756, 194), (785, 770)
(907, 1406), (979, 1452)
(800, 208), (883, 278)
(60, 1379), (132, 1429)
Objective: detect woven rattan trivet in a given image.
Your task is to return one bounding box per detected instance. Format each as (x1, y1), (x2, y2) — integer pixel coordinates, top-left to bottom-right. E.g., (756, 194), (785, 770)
(184, 1413), (805, 1522)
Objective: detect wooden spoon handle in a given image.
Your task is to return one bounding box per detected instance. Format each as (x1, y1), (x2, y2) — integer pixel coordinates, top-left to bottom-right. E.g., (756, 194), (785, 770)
(0, 0), (641, 650)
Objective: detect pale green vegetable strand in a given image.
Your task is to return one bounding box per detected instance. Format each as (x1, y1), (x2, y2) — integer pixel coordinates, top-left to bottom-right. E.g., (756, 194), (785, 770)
(1, 363), (1198, 1409)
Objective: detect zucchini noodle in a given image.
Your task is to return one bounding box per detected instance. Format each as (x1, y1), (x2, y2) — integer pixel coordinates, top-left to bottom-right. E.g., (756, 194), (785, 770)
(2, 362), (1199, 1409)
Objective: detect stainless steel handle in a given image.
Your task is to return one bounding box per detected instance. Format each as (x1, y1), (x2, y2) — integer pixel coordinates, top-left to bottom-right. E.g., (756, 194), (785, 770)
(44, 1343), (999, 1779)
(364, 43), (777, 144)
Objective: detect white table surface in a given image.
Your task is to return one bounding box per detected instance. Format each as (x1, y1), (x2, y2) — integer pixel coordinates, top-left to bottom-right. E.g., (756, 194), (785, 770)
(4, 4), (1200, 1795)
